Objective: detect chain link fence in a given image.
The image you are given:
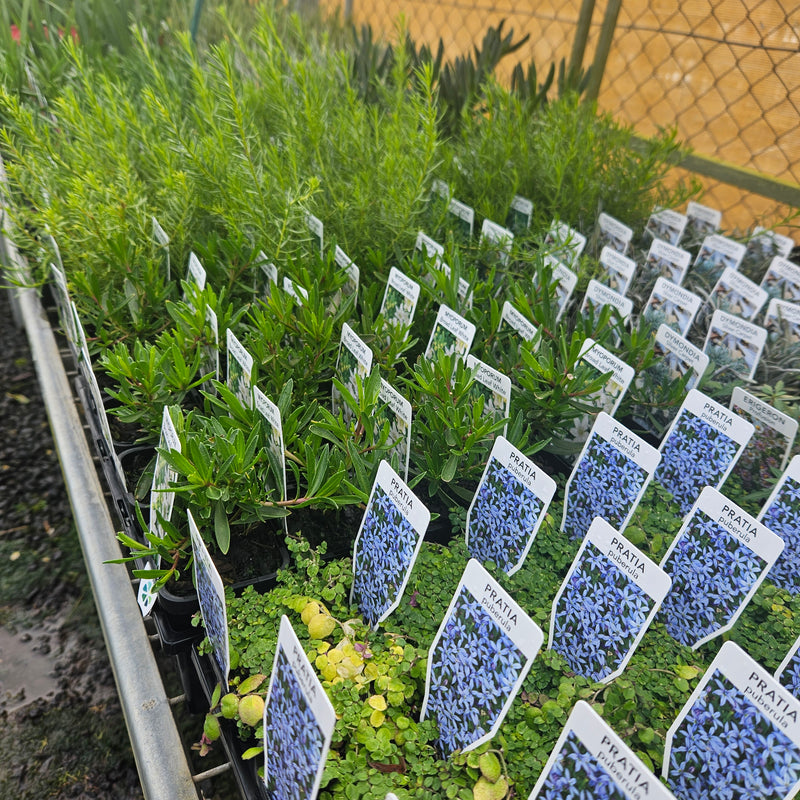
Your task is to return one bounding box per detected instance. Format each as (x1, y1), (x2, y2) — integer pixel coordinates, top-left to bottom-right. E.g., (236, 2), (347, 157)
(332, 0), (800, 236)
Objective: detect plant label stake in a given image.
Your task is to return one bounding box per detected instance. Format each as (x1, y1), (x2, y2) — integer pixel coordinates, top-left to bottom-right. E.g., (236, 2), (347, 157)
(685, 200), (722, 239)
(350, 460), (430, 628)
(446, 196), (474, 241)
(333, 323), (373, 418)
(563, 412), (660, 541)
(664, 641), (800, 800)
(642, 277), (702, 337)
(550, 517), (671, 682)
(380, 267), (420, 336)
(643, 238), (692, 287)
(596, 211), (633, 256)
(50, 264), (80, 365)
(263, 616), (336, 800)
(189, 510), (229, 687)
(537, 254), (578, 323)
(202, 304), (219, 393)
(376, 378), (412, 482)
(506, 194), (533, 235)
(580, 279), (633, 344)
(466, 435), (556, 576)
(691, 232), (747, 284)
(751, 226), (795, 264)
(466, 355), (511, 436)
(479, 218), (514, 267)
(283, 276), (309, 305)
(701, 266), (767, 328)
(152, 215), (170, 281)
(758, 455), (800, 595)
(254, 386), (288, 534)
(529, 700), (675, 800)
(424, 304), (476, 363)
(421, 559), (543, 756)
(653, 388), (754, 515)
(545, 219), (586, 268)
(597, 246), (637, 295)
(226, 328), (254, 410)
(658, 486), (783, 649)
(498, 300), (538, 344)
(333, 245), (359, 309)
(760, 255), (800, 303)
(306, 212), (324, 257)
(644, 207), (688, 247)
(703, 309), (767, 383)
(183, 252), (207, 308)
(765, 297), (800, 343)
(256, 251), (277, 301)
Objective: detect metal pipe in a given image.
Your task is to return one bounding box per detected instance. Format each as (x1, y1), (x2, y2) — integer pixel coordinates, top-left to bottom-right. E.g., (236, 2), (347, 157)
(568, 0), (596, 85)
(585, 0), (622, 102)
(0, 159), (198, 800)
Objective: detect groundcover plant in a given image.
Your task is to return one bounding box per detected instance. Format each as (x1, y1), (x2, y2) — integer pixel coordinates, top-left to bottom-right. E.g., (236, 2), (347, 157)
(552, 542), (653, 682)
(667, 670), (800, 800)
(468, 457), (542, 572)
(427, 586), (526, 756)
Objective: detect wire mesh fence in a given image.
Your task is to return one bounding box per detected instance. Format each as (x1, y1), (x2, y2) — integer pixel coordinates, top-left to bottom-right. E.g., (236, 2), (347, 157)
(335, 0), (800, 236)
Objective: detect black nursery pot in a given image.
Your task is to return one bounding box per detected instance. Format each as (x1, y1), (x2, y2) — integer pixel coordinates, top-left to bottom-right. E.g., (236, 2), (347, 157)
(286, 502), (363, 561)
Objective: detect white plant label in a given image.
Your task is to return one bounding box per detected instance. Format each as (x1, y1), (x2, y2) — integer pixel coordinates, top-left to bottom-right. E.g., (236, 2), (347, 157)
(254, 386), (288, 508)
(333, 323), (373, 416)
(424, 304), (476, 363)
(306, 212), (324, 257)
(597, 212), (633, 255)
(645, 207), (688, 246)
(226, 328), (254, 409)
(152, 215), (170, 281)
(692, 233), (747, 283)
(545, 219), (586, 267)
(644, 238), (692, 285)
(598, 246), (636, 295)
(703, 309), (767, 381)
(686, 200), (722, 238)
(507, 194), (533, 233)
(480, 218), (514, 266)
(499, 300), (538, 343)
(447, 197), (475, 239)
(765, 297), (800, 343)
(642, 277), (702, 337)
(149, 406), (182, 576)
(760, 255), (800, 303)
(380, 267), (420, 334)
(705, 266), (768, 322)
(466, 354), (511, 435)
(376, 378), (412, 482)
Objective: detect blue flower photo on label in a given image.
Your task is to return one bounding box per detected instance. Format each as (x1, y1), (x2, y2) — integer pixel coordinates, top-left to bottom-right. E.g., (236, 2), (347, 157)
(659, 510), (765, 648)
(762, 473), (800, 594)
(779, 646), (800, 701)
(428, 587), (525, 756)
(667, 670), (800, 800)
(564, 434), (647, 541)
(264, 647), (325, 800)
(352, 485), (419, 627)
(468, 458), (542, 572)
(553, 542), (653, 681)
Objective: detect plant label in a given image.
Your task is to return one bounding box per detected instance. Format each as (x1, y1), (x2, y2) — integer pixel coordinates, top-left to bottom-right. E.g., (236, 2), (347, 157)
(447, 197), (474, 240)
(750, 226), (795, 266)
(703, 309), (767, 382)
(376, 378), (412, 482)
(466, 355), (511, 435)
(306, 212), (324, 257)
(498, 300), (538, 344)
(758, 456), (800, 595)
(202, 304), (219, 392)
(776, 630), (800, 701)
(263, 616), (336, 800)
(149, 406), (182, 571)
(659, 487), (783, 649)
(136, 565), (158, 617)
(540, 254), (578, 322)
(424, 304), (476, 363)
(283, 276), (309, 306)
(380, 267), (420, 335)
(664, 640), (800, 800)
(350, 460), (430, 628)
(430, 178), (450, 202)
(152, 215), (170, 281)
(529, 700), (674, 800)
(642, 277), (702, 337)
(691, 233), (747, 284)
(598, 246), (636, 296)
(415, 230), (445, 261)
(421, 559), (543, 755)
(597, 212), (633, 255)
(184, 252), (207, 306)
(466, 435), (556, 576)
(545, 219), (586, 268)
(333, 323), (373, 416)
(257, 252), (278, 300)
(760, 256), (800, 303)
(479, 218), (514, 266)
(226, 328), (254, 409)
(550, 517), (671, 683)
(436, 260), (472, 308)
(506, 194), (533, 234)
(654, 388), (754, 515)
(254, 386), (288, 509)
(189, 510), (229, 686)
(643, 238), (692, 286)
(685, 200), (721, 239)
(566, 338), (634, 447)
(644, 207), (688, 246)
(50, 264), (80, 362)
(580, 279), (633, 341)
(765, 297), (800, 343)
(563, 412), (660, 541)
(333, 245), (359, 308)
(417, 232), (472, 309)
(703, 265), (767, 325)
(730, 387), (797, 490)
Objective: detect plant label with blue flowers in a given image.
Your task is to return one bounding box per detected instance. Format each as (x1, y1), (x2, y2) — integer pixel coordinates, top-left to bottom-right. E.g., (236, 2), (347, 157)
(151, 215), (170, 281)
(254, 386), (287, 507)
(376, 378), (412, 482)
(263, 616), (336, 800)
(421, 559), (543, 756)
(545, 219), (586, 268)
(703, 309), (767, 382)
(644, 207), (688, 246)
(776, 631), (800, 702)
(691, 233), (747, 283)
(541, 254), (578, 323)
(466, 355), (511, 435)
(202, 304), (219, 392)
(333, 244), (359, 306)
(703, 266), (767, 325)
(658, 486), (783, 650)
(189, 510), (229, 686)
(685, 200), (722, 238)
(566, 338), (634, 446)
(184, 252), (207, 305)
(663, 640), (800, 800)
(350, 460), (429, 628)
(283, 275), (309, 306)
(760, 255), (800, 303)
(226, 328), (254, 410)
(498, 300), (538, 344)
(765, 297), (800, 343)
(424, 304), (476, 363)
(550, 517), (671, 683)
(642, 278), (702, 337)
(643, 238), (692, 286)
(653, 388), (754, 515)
(380, 267), (420, 335)
(147, 405), (181, 577)
(758, 455), (800, 595)
(333, 323), (373, 417)
(480, 218), (514, 267)
(730, 387), (797, 490)
(597, 212), (633, 255)
(598, 246), (636, 296)
(306, 212), (323, 257)
(447, 197), (475, 240)
(563, 413), (660, 541)
(529, 700), (675, 800)
(466, 435), (556, 576)
(507, 194), (533, 234)
(257, 252), (277, 300)
(580, 280), (634, 339)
